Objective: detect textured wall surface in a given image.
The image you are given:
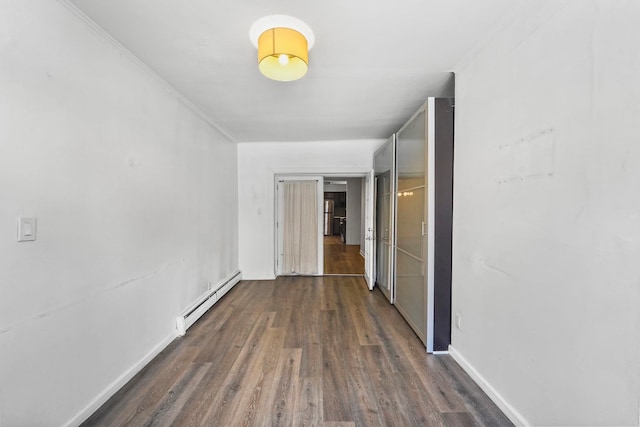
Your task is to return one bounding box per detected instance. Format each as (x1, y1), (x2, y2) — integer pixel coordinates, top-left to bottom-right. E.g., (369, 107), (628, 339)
(0, 2), (238, 425)
(451, 1), (640, 425)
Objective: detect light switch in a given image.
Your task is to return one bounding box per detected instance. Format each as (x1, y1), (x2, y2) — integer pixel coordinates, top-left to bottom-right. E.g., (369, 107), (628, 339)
(18, 217), (37, 242)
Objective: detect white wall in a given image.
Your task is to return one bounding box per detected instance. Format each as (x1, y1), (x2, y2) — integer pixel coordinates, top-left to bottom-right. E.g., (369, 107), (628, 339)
(451, 1), (640, 425)
(346, 178), (362, 245)
(238, 140), (383, 279)
(0, 2), (238, 426)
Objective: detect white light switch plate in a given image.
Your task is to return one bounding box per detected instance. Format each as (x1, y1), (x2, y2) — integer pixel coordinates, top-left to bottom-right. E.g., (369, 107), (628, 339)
(18, 217), (37, 242)
(455, 313), (462, 331)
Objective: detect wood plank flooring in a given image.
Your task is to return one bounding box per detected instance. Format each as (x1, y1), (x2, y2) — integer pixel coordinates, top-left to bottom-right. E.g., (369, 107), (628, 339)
(82, 276), (512, 427)
(323, 236), (364, 275)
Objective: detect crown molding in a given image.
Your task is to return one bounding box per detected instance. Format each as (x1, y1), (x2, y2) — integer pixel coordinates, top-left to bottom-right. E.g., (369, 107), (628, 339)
(55, 0), (237, 143)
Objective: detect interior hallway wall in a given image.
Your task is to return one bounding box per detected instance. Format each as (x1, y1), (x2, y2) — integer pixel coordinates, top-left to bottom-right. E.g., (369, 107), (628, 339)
(451, 1), (640, 425)
(0, 2), (238, 425)
(238, 140), (383, 279)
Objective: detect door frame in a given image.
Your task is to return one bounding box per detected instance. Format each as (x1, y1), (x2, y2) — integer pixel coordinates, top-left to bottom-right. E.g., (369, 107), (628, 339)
(273, 171), (375, 282)
(364, 169), (375, 289)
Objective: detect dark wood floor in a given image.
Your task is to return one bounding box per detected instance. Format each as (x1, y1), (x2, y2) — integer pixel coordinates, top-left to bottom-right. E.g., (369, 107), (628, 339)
(83, 277), (512, 427)
(324, 236), (364, 275)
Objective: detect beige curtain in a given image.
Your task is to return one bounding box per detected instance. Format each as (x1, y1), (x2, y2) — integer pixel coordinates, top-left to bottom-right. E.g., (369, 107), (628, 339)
(282, 180), (318, 275)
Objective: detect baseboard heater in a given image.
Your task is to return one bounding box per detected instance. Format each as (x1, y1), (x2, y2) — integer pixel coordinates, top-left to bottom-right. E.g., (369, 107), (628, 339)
(176, 270), (242, 336)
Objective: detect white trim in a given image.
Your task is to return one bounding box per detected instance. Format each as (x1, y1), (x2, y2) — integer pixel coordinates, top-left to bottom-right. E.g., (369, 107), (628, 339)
(363, 168), (375, 290)
(65, 332), (177, 427)
(176, 270), (242, 335)
(249, 15), (315, 49)
(67, 270), (242, 425)
(323, 273), (363, 277)
(390, 134), (397, 304)
(242, 273), (277, 281)
(275, 178), (282, 276)
(432, 350), (449, 355)
(271, 167), (373, 176)
(448, 345), (529, 427)
(426, 98), (436, 353)
(55, 0), (236, 143)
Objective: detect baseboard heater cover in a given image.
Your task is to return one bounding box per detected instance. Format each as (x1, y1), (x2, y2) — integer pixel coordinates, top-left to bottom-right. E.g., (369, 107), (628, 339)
(176, 270), (241, 336)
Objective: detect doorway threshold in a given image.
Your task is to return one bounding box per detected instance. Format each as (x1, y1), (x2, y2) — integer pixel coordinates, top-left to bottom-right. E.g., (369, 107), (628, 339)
(322, 274), (364, 277)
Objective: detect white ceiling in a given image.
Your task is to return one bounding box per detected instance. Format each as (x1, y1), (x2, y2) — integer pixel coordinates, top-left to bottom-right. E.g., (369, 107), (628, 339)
(67, 0), (524, 142)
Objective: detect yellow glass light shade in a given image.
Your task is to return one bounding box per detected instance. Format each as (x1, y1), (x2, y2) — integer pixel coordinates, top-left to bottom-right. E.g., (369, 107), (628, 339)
(258, 27), (308, 82)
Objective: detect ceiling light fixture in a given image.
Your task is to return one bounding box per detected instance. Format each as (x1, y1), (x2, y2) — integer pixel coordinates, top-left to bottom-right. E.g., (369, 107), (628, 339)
(249, 15), (315, 82)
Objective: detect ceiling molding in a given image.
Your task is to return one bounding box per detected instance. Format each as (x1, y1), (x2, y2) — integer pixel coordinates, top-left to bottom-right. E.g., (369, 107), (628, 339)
(54, 0), (237, 143)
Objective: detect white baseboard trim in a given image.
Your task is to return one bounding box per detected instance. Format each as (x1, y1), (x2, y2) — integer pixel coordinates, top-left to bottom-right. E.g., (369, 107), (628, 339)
(241, 273), (276, 281)
(64, 271), (243, 426)
(65, 332), (177, 427)
(176, 270), (242, 336)
(448, 345), (529, 427)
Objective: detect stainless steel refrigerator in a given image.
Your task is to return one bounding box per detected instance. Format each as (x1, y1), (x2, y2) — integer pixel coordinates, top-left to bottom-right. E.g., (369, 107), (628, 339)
(323, 200), (334, 236)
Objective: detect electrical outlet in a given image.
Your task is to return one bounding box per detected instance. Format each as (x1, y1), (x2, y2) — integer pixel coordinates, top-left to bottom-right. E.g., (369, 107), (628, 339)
(455, 313), (462, 331)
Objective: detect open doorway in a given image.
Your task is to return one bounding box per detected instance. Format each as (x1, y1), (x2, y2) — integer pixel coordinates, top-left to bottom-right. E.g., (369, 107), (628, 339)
(322, 177), (365, 275)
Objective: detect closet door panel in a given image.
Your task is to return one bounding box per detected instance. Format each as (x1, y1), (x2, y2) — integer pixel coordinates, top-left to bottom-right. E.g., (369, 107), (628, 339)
(395, 110), (428, 345)
(394, 188), (427, 340)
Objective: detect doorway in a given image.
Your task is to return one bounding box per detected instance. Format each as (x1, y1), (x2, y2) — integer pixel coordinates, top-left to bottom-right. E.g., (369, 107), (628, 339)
(322, 177), (365, 275)
(274, 173), (374, 282)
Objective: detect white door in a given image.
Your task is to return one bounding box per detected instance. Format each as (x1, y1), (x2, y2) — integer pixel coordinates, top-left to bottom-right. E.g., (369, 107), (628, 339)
(363, 169), (375, 290)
